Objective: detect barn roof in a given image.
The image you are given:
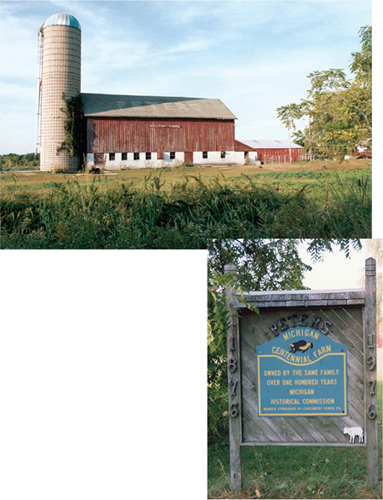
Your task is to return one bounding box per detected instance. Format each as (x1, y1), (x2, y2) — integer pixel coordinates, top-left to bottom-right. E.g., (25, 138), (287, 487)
(81, 93), (237, 120)
(239, 140), (303, 149)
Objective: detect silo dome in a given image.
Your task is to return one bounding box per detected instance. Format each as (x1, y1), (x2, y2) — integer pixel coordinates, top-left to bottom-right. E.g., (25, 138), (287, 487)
(43, 13), (81, 30)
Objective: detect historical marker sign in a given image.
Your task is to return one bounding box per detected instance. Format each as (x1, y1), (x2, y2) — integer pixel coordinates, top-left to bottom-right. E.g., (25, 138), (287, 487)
(224, 258), (378, 492)
(256, 327), (347, 416)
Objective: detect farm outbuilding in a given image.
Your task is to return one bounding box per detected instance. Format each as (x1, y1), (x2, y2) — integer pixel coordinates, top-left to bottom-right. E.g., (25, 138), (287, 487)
(36, 12), (303, 171)
(236, 140), (305, 163)
(82, 93), (245, 169)
(36, 12), (246, 171)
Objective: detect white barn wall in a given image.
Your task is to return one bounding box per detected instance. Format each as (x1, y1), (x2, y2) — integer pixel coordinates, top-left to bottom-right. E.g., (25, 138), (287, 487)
(193, 151), (258, 165)
(247, 152), (258, 164)
(86, 151), (258, 169)
(193, 151), (221, 164)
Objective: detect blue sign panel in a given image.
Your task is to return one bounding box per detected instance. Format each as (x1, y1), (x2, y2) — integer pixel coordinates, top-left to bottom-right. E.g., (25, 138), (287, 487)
(256, 327), (347, 417)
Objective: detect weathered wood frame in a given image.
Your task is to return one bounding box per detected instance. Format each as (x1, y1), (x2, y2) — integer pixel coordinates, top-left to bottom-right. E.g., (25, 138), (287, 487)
(224, 259), (378, 492)
(364, 258), (378, 484)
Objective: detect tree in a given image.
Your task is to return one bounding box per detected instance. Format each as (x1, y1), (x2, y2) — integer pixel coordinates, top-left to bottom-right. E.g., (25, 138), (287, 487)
(207, 239), (362, 444)
(350, 26), (372, 85)
(277, 27), (371, 158)
(4, 155), (18, 168)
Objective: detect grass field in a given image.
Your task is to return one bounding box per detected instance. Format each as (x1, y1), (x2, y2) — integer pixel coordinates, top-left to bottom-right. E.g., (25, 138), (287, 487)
(208, 382), (382, 499)
(0, 159), (371, 248)
(0, 158), (370, 197)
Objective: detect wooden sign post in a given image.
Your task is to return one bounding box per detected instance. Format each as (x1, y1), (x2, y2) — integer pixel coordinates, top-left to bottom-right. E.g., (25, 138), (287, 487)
(224, 263), (242, 492)
(224, 258), (379, 492)
(365, 258), (378, 484)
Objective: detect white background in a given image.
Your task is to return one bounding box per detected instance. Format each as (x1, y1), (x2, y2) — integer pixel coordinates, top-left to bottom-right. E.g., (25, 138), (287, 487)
(0, 251), (208, 500)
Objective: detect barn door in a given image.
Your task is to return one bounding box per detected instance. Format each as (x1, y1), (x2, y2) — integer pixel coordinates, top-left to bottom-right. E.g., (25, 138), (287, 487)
(94, 153), (104, 165)
(184, 151), (193, 164)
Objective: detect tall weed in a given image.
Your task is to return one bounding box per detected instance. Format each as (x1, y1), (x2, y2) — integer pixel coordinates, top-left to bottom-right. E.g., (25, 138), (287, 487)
(0, 175), (371, 249)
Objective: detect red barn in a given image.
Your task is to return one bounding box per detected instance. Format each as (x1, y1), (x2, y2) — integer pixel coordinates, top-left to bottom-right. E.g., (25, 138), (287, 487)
(82, 93), (246, 168)
(235, 139), (305, 162)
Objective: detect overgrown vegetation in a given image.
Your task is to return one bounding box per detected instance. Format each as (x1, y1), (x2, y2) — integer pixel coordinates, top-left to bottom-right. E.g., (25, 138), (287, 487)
(0, 153), (40, 171)
(277, 26), (372, 158)
(0, 172), (371, 248)
(57, 93), (86, 158)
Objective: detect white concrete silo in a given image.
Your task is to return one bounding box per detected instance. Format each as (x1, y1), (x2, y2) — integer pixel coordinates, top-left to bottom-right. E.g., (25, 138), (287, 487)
(39, 13), (81, 171)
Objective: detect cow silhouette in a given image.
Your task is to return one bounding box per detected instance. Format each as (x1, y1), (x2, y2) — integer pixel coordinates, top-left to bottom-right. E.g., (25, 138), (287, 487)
(289, 340), (313, 353)
(343, 426), (364, 443)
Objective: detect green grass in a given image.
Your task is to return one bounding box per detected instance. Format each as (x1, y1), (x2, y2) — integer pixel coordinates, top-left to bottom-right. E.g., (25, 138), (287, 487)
(0, 164), (39, 172)
(208, 382), (382, 499)
(0, 161), (371, 248)
(0, 158), (370, 198)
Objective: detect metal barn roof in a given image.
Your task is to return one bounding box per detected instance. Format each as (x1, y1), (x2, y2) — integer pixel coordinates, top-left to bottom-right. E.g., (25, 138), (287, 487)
(239, 140), (303, 149)
(81, 93), (237, 120)
(43, 13), (81, 30)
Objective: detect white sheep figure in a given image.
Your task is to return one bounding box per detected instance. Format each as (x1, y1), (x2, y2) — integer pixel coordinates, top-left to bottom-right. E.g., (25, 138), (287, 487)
(343, 426), (364, 443)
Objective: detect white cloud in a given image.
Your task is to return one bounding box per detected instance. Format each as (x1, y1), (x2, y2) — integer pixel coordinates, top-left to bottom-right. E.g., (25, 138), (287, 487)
(0, 6), (40, 81)
(156, 1), (275, 29)
(167, 37), (214, 54)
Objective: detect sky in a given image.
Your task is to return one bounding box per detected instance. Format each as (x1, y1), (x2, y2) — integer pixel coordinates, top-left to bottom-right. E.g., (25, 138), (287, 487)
(298, 239), (383, 323)
(0, 0), (372, 154)
(298, 240), (368, 289)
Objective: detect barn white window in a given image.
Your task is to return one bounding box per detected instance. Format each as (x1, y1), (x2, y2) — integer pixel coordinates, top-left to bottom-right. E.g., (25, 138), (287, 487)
(134, 153), (139, 160)
(109, 153), (115, 161)
(122, 152), (127, 160)
(244, 151), (249, 158)
(221, 151), (226, 159)
(170, 152), (176, 159)
(203, 151), (208, 159)
(146, 152), (151, 160)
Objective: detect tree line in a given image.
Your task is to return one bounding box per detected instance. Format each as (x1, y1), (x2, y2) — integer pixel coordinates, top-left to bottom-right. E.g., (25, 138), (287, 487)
(0, 153), (40, 170)
(277, 26), (371, 158)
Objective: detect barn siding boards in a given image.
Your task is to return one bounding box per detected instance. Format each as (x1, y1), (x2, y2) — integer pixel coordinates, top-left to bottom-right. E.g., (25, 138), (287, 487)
(256, 148), (303, 161)
(234, 140), (305, 162)
(87, 117), (235, 154)
(364, 258), (378, 484)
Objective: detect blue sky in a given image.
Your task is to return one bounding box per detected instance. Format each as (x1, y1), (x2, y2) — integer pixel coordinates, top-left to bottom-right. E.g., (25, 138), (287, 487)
(0, 0), (372, 154)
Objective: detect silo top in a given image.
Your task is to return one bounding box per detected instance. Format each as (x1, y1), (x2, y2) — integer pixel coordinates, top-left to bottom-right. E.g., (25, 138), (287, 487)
(43, 13), (81, 30)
